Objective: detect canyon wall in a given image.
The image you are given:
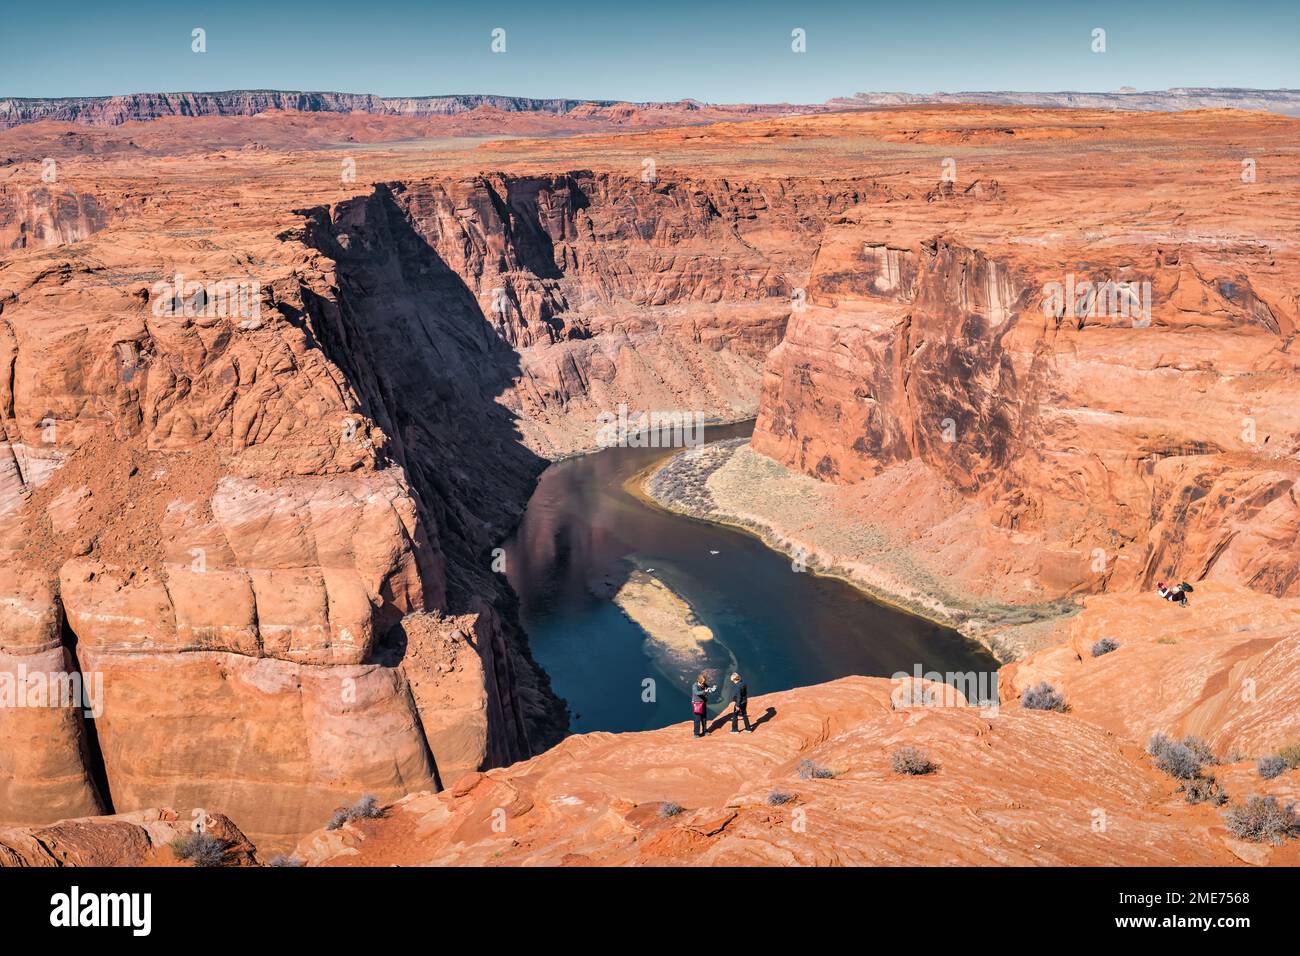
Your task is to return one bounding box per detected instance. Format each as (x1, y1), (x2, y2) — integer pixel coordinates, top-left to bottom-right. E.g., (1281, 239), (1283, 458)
(752, 185), (1300, 607)
(0, 183), (143, 250)
(362, 172), (881, 454)
(9, 87), (1300, 134)
(830, 89), (1300, 116)
(0, 197), (541, 846)
(0, 161), (867, 845)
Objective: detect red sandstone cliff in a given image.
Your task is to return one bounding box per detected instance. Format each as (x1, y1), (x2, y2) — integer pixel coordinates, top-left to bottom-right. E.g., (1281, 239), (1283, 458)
(347, 172), (881, 454)
(0, 150), (869, 847)
(753, 166), (1299, 607)
(5, 588), (1297, 867)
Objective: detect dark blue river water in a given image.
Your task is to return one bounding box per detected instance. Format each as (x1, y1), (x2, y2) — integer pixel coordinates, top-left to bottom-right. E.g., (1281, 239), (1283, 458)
(504, 421), (998, 734)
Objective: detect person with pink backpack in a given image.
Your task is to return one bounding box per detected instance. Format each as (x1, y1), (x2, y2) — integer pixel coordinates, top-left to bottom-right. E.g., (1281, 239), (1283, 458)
(692, 673), (716, 737)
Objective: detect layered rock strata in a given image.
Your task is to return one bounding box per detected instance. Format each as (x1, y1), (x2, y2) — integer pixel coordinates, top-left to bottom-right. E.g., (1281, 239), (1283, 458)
(0, 159), (867, 846)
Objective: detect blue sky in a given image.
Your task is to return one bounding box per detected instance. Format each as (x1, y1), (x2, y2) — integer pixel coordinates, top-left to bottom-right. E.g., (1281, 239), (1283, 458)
(1, 0), (1297, 102)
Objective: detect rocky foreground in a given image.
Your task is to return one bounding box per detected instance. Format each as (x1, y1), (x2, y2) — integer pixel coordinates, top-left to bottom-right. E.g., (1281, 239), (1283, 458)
(282, 583), (1300, 866)
(3, 580), (1297, 867)
(1, 103), (1298, 863)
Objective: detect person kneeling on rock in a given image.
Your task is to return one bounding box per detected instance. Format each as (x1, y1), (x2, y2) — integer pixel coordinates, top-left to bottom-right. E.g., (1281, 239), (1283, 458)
(1156, 580), (1189, 606)
(729, 672), (752, 733)
(692, 674), (715, 737)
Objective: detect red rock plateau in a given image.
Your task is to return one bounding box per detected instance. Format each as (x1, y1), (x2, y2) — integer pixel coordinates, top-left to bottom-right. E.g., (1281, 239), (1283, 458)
(288, 673), (1299, 867)
(1, 103), (1297, 864)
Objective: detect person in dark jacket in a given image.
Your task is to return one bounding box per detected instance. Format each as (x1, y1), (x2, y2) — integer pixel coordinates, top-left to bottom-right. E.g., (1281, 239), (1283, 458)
(729, 672), (751, 733)
(692, 674), (715, 737)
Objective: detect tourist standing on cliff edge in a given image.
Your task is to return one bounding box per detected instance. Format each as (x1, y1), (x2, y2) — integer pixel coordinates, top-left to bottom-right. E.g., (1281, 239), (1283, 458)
(693, 674), (715, 737)
(729, 673), (752, 733)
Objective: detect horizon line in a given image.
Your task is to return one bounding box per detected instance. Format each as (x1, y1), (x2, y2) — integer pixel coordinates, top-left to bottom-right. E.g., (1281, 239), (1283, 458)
(5, 86), (1300, 106)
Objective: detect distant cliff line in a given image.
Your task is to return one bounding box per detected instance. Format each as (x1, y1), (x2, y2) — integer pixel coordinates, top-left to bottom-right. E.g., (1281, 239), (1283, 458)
(832, 88), (1300, 116)
(7, 86), (1300, 131)
(0, 90), (628, 130)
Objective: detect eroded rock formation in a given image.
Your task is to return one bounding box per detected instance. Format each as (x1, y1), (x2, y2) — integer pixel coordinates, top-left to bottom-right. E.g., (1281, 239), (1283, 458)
(0, 808), (256, 866)
(753, 165), (1300, 611)
(1002, 583), (1300, 757)
(0, 137), (868, 847)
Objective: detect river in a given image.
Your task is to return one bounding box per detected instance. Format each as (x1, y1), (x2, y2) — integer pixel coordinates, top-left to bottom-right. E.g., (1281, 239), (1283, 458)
(504, 421), (999, 734)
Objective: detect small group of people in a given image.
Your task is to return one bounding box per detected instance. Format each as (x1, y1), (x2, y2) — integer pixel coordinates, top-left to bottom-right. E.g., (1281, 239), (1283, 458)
(1156, 580), (1193, 606)
(691, 671), (751, 737)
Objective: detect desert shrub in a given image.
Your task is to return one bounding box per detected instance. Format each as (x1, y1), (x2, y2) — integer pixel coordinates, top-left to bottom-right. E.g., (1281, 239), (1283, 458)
(266, 854), (303, 867)
(349, 795), (384, 820)
(1021, 682), (1067, 712)
(325, 795), (386, 830)
(1149, 737), (1203, 780)
(1278, 743), (1300, 769)
(1223, 796), (1299, 845)
(1181, 736), (1219, 766)
(1146, 731), (1174, 757)
(1091, 637), (1119, 657)
(1147, 731), (1215, 780)
(1257, 755), (1287, 780)
(891, 746), (936, 776)
(797, 759), (835, 780)
(1179, 775), (1228, 806)
(766, 790), (796, 806)
(169, 831), (227, 867)
(659, 802), (683, 818)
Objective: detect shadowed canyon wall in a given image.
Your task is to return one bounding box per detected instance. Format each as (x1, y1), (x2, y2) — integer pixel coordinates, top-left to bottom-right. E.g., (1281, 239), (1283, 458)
(0, 166), (868, 846)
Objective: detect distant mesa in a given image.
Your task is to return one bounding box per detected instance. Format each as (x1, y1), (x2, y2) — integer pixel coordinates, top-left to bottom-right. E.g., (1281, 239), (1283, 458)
(828, 87), (1300, 116)
(0, 89), (816, 131)
(6, 86), (1300, 131)
(0, 90), (619, 130)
